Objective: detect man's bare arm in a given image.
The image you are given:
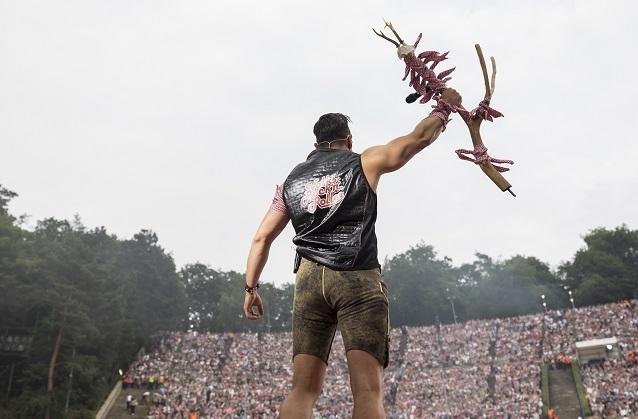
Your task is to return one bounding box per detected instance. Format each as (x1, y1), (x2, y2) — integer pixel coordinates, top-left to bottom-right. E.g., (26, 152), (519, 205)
(245, 208), (290, 288)
(361, 88), (462, 191)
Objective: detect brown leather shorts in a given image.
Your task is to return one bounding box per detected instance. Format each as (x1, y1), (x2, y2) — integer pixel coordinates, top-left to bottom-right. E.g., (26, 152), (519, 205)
(292, 259), (390, 368)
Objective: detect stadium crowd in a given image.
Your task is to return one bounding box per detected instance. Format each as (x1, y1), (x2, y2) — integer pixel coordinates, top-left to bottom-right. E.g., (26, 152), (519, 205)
(393, 322), (494, 417)
(492, 314), (543, 418)
(118, 299), (636, 418)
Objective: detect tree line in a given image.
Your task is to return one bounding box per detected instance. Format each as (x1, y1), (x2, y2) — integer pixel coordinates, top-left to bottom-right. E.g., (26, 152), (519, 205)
(0, 185), (185, 418)
(1, 183), (637, 417)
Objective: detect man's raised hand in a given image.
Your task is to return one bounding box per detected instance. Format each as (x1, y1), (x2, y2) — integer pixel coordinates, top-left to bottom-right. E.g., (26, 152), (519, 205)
(441, 88), (462, 107)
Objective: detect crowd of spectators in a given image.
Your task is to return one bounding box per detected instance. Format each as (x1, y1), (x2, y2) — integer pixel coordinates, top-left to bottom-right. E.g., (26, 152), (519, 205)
(492, 314), (544, 417)
(582, 358), (638, 418)
(118, 299), (636, 418)
(575, 300), (637, 418)
(540, 300), (638, 417)
(393, 322), (494, 417)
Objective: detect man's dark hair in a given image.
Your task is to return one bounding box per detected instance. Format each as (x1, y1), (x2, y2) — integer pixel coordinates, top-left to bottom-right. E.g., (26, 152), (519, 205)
(313, 113), (351, 142)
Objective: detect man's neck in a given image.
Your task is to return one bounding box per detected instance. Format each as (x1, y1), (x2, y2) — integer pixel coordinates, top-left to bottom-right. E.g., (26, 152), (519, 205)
(316, 145), (349, 151)
(315, 137), (350, 150)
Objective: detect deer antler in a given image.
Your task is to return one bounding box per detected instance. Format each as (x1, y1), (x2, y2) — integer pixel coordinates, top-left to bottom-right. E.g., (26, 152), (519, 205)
(372, 19), (406, 48)
(475, 44), (497, 100)
(372, 28), (400, 48)
(372, 21), (515, 196)
(490, 57), (497, 97)
(384, 20), (405, 45)
(456, 44), (515, 196)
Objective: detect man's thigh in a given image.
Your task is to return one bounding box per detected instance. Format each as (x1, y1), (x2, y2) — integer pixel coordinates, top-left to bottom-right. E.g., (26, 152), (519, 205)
(329, 268), (390, 368)
(293, 259), (338, 364)
(346, 349), (384, 394)
(290, 354), (328, 394)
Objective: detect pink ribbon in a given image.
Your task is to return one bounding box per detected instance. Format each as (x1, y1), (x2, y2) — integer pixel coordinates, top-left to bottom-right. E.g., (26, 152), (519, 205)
(469, 99), (504, 121)
(402, 49), (451, 105)
(401, 37), (492, 123)
(455, 144), (514, 173)
(399, 36), (513, 172)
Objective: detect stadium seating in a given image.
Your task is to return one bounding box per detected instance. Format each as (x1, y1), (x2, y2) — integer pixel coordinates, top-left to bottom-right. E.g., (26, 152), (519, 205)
(120, 299), (637, 418)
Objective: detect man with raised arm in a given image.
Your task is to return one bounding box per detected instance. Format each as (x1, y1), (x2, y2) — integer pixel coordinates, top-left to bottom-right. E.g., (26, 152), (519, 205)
(242, 87), (462, 418)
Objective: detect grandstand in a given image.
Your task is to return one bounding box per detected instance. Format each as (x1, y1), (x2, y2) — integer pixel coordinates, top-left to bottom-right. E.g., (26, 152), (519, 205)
(108, 299), (637, 418)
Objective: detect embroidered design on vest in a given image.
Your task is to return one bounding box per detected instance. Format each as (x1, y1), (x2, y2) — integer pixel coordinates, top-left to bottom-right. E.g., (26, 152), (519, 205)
(300, 174), (345, 214)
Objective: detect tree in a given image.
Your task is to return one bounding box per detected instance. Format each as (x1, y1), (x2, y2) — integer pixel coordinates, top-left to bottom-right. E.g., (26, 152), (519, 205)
(2, 181), (636, 417)
(460, 255), (562, 319)
(180, 264), (228, 332)
(1, 210), (188, 418)
(0, 184), (18, 216)
(382, 243), (456, 326)
(561, 225), (638, 305)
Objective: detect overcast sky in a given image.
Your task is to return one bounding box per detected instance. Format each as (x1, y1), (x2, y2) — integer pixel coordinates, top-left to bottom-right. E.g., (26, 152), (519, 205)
(2, 0), (637, 286)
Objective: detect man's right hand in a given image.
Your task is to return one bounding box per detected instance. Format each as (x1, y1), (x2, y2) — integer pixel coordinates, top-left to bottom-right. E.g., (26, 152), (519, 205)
(244, 290), (264, 320)
(441, 88), (462, 107)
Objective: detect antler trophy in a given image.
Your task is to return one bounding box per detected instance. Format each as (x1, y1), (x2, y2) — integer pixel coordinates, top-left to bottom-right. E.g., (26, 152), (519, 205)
(373, 20), (515, 197)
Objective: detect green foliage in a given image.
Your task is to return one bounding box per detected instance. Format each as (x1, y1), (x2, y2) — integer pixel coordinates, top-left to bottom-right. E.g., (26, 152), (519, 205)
(180, 263), (228, 331)
(0, 194), (187, 418)
(561, 225), (638, 305)
(382, 243), (455, 325)
(382, 244), (566, 326)
(457, 254), (564, 320)
(1, 182), (636, 417)
(381, 227), (638, 327)
(0, 185), (18, 216)
(180, 265), (293, 333)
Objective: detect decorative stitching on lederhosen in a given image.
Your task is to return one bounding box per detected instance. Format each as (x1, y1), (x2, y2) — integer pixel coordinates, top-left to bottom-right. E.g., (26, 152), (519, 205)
(321, 266), (329, 306)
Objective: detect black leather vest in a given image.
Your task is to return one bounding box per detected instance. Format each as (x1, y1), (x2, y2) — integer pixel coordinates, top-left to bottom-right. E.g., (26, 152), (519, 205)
(283, 148), (379, 272)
